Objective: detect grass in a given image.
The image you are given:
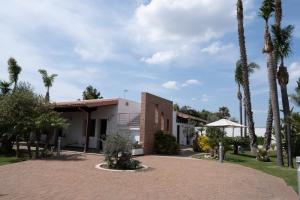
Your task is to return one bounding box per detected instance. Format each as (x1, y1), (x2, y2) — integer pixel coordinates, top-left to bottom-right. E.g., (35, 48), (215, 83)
(224, 151), (298, 192)
(0, 151), (31, 166)
(194, 150), (298, 192)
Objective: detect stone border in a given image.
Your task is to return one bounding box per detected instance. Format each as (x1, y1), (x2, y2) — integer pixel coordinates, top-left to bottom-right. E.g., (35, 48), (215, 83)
(95, 163), (149, 172)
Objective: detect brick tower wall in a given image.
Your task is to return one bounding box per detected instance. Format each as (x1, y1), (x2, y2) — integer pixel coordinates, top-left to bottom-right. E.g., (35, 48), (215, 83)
(140, 92), (173, 155)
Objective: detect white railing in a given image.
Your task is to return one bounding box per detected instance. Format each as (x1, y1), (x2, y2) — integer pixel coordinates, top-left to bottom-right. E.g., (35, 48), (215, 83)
(118, 113), (140, 128)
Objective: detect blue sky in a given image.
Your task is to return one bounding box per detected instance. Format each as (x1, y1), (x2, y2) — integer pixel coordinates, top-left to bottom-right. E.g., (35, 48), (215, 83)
(0, 0), (299, 127)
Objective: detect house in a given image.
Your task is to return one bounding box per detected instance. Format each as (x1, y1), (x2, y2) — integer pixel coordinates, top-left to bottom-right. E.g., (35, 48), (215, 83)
(172, 111), (207, 146)
(54, 92), (173, 154)
(55, 98), (140, 151)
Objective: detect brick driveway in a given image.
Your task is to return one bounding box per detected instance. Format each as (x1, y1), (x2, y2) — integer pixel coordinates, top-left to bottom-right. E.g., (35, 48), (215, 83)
(0, 153), (297, 200)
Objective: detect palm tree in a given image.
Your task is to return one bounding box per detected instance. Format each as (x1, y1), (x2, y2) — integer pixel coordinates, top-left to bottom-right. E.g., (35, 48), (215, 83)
(38, 69), (58, 103)
(236, 0), (257, 153)
(235, 60), (260, 137)
(273, 24), (294, 167)
(7, 57), (21, 91)
(264, 0), (281, 153)
(259, 0), (284, 166)
(0, 81), (12, 94)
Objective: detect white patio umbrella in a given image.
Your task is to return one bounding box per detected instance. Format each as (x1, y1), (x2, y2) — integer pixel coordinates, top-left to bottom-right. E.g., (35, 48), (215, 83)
(205, 119), (245, 128)
(205, 119), (246, 162)
(206, 119), (245, 137)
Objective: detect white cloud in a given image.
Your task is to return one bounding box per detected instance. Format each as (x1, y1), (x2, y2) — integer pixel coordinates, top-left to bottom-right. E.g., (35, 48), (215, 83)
(162, 81), (179, 89)
(134, 0), (237, 43)
(201, 42), (234, 55)
(201, 94), (212, 102)
(134, 0), (254, 42)
(289, 62), (300, 80)
(141, 50), (177, 65)
(182, 79), (201, 87)
(191, 98), (197, 101)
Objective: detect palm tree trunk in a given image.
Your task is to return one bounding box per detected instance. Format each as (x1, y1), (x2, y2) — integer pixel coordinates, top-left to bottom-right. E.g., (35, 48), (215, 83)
(26, 139), (32, 158)
(267, 52), (284, 166)
(264, 99), (273, 150)
(16, 135), (20, 158)
(45, 87), (50, 103)
(239, 98), (243, 137)
(238, 85), (243, 137)
(280, 80), (293, 167)
(237, 0), (257, 153)
(243, 100), (247, 137)
(35, 132), (40, 159)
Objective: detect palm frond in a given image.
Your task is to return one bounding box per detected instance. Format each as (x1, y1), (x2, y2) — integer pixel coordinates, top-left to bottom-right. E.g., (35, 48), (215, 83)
(258, 0), (275, 21)
(272, 25), (294, 62)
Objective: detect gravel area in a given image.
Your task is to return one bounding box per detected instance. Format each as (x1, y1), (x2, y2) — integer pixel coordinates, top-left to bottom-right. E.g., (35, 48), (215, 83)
(0, 153), (297, 200)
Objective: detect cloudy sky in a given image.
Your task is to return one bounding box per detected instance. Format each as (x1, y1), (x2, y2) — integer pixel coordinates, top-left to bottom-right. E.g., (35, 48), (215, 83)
(0, 0), (299, 126)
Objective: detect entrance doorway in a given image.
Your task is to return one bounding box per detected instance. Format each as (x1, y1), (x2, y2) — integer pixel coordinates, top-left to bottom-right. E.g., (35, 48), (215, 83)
(98, 119), (107, 151)
(177, 125), (180, 144)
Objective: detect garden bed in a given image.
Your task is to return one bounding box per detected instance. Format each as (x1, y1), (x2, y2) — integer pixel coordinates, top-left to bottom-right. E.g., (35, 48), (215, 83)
(95, 163), (148, 172)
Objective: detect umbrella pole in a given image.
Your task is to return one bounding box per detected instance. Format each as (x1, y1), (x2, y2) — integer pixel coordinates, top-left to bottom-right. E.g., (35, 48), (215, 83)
(219, 127), (225, 163)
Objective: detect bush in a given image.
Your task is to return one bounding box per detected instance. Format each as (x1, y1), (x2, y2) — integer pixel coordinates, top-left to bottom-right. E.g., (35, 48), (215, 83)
(154, 131), (180, 155)
(197, 135), (210, 153)
(293, 135), (300, 156)
(103, 133), (141, 170)
(257, 148), (270, 162)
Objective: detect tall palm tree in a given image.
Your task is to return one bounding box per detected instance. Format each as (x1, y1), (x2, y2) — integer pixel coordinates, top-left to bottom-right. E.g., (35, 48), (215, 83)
(7, 57), (21, 91)
(236, 0), (257, 153)
(259, 0), (283, 166)
(273, 25), (294, 167)
(38, 69), (58, 103)
(0, 81), (12, 94)
(235, 60), (260, 137)
(264, 0), (281, 152)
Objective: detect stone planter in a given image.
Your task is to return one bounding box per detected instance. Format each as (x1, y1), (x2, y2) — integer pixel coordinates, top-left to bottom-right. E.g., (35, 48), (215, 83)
(131, 148), (144, 156)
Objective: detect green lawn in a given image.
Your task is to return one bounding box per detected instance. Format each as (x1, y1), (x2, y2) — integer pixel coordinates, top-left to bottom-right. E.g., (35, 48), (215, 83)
(0, 151), (30, 166)
(224, 151), (298, 192)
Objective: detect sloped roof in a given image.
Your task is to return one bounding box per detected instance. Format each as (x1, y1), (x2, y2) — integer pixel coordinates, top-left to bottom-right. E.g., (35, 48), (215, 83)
(176, 111), (207, 123)
(54, 98), (119, 108)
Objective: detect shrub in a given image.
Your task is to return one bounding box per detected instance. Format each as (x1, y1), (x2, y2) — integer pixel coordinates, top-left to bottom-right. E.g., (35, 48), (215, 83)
(257, 148), (270, 162)
(293, 135), (300, 156)
(154, 131), (180, 155)
(197, 135), (210, 153)
(103, 133), (141, 170)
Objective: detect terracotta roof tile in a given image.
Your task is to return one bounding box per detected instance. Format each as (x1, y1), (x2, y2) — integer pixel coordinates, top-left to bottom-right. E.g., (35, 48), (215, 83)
(54, 98), (119, 108)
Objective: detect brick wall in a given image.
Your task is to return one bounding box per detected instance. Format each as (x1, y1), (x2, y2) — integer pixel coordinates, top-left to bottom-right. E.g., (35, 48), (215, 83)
(140, 92), (173, 154)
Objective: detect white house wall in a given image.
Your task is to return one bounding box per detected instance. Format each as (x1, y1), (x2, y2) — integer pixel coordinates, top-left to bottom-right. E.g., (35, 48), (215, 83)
(61, 105), (118, 149)
(172, 111), (195, 146)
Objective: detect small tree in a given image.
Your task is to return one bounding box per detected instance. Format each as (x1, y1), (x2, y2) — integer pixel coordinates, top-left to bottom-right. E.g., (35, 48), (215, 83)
(103, 133), (140, 170)
(7, 57), (21, 91)
(38, 69), (57, 103)
(82, 85), (103, 100)
(0, 81), (12, 95)
(217, 106), (231, 119)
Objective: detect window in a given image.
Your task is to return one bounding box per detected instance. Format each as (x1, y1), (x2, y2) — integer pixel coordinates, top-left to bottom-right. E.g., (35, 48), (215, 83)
(155, 104), (159, 124)
(160, 112), (165, 130)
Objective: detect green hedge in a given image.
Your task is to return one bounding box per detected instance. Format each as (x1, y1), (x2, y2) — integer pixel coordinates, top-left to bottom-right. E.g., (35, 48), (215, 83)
(154, 131), (180, 155)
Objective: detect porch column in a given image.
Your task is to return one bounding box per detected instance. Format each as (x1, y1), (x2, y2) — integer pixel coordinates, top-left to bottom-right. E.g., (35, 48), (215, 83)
(84, 111), (92, 153)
